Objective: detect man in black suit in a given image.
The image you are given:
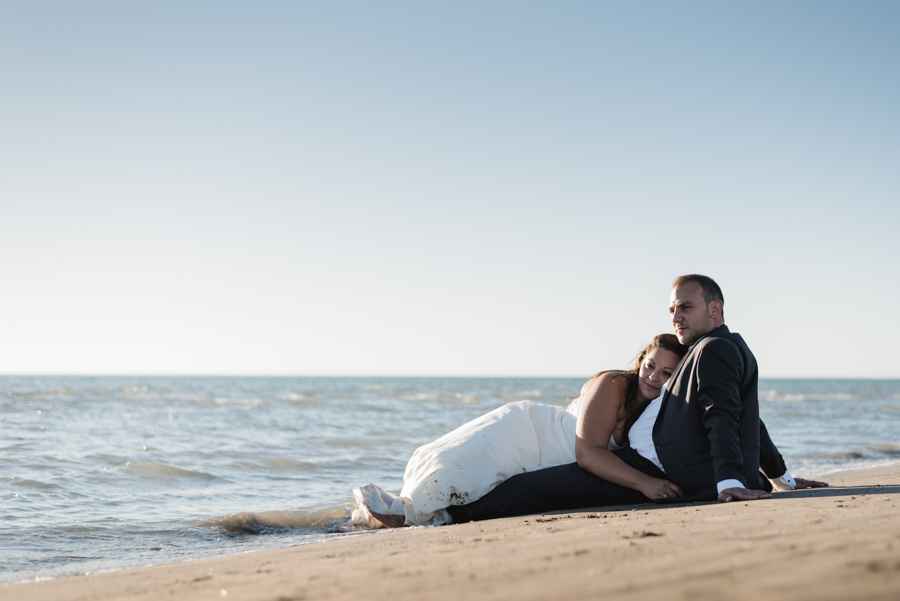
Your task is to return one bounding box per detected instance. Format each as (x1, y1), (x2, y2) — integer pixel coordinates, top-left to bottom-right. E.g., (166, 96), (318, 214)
(636, 274), (770, 502)
(448, 275), (821, 523)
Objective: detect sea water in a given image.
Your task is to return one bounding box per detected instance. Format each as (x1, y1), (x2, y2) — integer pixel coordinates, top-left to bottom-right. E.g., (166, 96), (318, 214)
(2, 376), (899, 584)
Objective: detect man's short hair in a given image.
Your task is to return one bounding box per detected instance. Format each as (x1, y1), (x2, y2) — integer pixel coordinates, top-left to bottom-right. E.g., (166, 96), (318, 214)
(672, 274), (724, 305)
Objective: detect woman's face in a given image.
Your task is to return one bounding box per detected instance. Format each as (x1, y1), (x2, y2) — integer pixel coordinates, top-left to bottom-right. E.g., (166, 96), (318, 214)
(637, 347), (681, 401)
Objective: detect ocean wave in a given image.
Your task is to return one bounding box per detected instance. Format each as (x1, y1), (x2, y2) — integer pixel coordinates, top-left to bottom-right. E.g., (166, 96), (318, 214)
(324, 437), (374, 449)
(805, 443), (900, 463)
(398, 393), (437, 401)
(121, 386), (149, 394)
(258, 458), (320, 471)
(501, 390), (543, 398)
(355, 402), (395, 413)
(175, 396), (263, 405)
(869, 443), (900, 456)
(453, 394), (478, 405)
(11, 478), (60, 490)
(200, 505), (351, 534)
(15, 387), (71, 400)
(214, 397), (263, 405)
(178, 396), (206, 402)
(788, 456), (900, 478)
(281, 393), (318, 403)
(760, 391), (858, 402)
(125, 461), (217, 480)
(51, 524), (113, 534)
(230, 458), (318, 472)
(818, 450), (866, 460)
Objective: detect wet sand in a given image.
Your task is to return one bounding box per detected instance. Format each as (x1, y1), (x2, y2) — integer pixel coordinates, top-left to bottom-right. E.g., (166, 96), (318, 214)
(5, 466), (899, 601)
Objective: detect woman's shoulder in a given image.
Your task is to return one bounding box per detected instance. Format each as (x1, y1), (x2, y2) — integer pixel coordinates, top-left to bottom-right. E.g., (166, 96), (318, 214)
(592, 370), (630, 386)
(584, 371), (631, 396)
(575, 371), (630, 416)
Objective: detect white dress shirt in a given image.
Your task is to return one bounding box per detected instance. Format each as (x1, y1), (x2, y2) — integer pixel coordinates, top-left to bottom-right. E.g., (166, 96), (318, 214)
(628, 385), (664, 471)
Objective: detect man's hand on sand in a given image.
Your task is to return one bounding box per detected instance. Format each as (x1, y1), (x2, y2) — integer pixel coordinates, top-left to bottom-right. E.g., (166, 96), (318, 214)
(717, 487), (772, 503)
(794, 478), (828, 489)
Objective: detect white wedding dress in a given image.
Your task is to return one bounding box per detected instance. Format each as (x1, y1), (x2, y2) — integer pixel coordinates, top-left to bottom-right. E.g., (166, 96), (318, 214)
(352, 395), (622, 528)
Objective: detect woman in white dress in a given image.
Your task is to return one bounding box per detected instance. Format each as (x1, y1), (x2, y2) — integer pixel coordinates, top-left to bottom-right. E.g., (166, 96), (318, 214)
(352, 334), (688, 528)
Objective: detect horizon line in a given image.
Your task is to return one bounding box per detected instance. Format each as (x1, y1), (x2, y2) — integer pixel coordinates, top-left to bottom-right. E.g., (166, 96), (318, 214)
(1, 373), (898, 380)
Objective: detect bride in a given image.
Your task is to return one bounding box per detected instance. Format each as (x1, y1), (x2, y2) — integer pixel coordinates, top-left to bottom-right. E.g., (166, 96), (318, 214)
(352, 334), (688, 528)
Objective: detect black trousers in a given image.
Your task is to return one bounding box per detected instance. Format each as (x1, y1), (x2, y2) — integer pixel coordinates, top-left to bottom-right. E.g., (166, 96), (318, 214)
(447, 446), (665, 523)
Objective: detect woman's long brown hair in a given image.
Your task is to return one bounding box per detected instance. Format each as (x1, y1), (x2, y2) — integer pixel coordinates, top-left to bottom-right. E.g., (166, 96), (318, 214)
(588, 333), (687, 445)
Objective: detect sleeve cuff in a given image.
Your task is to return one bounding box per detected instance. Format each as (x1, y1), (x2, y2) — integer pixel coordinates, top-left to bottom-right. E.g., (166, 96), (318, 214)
(716, 479), (746, 494)
(770, 472), (796, 491)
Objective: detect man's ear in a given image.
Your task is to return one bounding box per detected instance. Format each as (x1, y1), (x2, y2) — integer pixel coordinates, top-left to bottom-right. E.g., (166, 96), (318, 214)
(708, 300), (724, 320)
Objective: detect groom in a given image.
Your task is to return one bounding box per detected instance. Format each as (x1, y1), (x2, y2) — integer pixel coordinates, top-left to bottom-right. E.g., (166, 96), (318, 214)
(448, 275), (790, 523)
(638, 274), (769, 502)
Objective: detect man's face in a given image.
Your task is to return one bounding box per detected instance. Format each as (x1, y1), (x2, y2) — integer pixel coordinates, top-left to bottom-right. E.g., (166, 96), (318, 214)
(669, 282), (715, 346)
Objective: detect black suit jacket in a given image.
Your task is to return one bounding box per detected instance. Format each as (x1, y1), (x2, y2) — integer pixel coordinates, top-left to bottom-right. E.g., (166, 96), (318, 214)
(653, 324), (762, 499)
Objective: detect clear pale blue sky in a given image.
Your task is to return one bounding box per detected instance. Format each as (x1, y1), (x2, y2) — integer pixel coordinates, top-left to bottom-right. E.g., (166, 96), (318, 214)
(1, 2), (898, 377)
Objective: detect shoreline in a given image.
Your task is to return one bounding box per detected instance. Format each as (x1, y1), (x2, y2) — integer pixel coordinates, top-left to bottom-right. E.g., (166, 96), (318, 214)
(5, 465), (900, 601)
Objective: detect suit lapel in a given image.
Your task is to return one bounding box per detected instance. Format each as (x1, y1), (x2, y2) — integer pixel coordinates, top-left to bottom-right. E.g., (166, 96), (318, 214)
(653, 333), (708, 440)
(661, 346), (694, 407)
(661, 324), (731, 411)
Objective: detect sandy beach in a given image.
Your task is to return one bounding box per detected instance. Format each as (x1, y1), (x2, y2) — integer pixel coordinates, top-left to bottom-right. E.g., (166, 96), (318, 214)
(5, 465), (899, 601)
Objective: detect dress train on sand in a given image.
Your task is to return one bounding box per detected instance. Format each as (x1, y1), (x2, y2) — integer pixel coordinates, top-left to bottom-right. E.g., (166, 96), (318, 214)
(352, 396), (620, 527)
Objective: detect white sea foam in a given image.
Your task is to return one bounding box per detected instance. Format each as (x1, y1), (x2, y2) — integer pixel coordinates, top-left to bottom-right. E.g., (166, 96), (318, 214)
(761, 391), (858, 402)
(213, 397), (263, 405)
(453, 393), (477, 404)
(398, 393), (437, 401)
(281, 393), (316, 402)
(788, 456), (900, 478)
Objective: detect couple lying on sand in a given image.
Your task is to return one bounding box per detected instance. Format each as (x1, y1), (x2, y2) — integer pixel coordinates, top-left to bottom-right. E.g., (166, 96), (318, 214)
(353, 274), (827, 528)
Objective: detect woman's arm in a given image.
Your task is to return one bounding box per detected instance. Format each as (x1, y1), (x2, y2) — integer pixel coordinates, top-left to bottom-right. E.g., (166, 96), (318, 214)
(575, 374), (682, 500)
